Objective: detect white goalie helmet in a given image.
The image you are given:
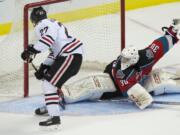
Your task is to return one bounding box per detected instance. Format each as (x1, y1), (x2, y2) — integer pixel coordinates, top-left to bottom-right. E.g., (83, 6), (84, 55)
(120, 46), (139, 70)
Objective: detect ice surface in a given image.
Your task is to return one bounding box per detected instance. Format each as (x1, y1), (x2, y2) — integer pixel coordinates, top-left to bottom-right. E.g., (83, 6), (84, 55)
(0, 2), (180, 135)
(0, 94), (180, 115)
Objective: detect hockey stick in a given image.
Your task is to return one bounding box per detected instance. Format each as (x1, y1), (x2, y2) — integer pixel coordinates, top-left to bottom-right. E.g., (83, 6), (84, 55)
(31, 62), (38, 72)
(152, 100), (180, 105)
(97, 98), (180, 105)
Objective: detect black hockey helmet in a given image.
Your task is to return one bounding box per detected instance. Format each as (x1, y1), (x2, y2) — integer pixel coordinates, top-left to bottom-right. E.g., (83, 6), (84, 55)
(30, 7), (47, 25)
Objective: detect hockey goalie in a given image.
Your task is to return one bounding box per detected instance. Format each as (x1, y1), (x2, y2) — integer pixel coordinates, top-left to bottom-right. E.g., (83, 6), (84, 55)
(35, 19), (180, 115)
(62, 67), (180, 104)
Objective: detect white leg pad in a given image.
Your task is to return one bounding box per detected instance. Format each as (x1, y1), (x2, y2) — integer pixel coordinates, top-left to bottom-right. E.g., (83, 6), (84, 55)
(153, 83), (180, 95)
(143, 68), (180, 95)
(62, 73), (116, 103)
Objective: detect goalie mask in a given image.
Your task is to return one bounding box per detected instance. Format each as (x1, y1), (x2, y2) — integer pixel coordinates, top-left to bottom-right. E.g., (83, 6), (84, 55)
(30, 7), (47, 26)
(120, 46), (139, 70)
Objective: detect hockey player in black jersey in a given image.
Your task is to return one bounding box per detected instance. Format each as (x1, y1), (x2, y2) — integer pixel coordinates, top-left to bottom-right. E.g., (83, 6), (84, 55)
(21, 7), (84, 129)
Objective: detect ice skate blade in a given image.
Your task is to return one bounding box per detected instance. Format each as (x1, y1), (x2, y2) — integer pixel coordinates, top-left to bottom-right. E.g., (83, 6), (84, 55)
(39, 124), (61, 131)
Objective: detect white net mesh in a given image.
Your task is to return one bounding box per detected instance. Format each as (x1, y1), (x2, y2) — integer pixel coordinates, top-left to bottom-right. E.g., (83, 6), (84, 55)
(0, 0), (121, 97)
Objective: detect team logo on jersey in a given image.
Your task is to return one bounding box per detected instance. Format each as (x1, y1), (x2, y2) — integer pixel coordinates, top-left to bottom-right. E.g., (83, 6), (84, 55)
(146, 49), (154, 59)
(116, 69), (125, 79)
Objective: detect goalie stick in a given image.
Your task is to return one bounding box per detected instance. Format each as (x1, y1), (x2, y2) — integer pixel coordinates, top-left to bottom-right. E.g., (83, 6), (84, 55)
(97, 98), (180, 105)
(152, 100), (180, 105)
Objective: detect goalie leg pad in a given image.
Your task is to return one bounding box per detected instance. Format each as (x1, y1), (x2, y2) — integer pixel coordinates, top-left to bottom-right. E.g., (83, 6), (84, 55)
(62, 73), (116, 103)
(153, 83), (180, 95)
(143, 68), (180, 95)
(127, 83), (153, 109)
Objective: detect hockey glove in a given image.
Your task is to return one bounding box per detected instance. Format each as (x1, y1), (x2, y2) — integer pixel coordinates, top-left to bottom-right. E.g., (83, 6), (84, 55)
(34, 64), (50, 80)
(21, 44), (40, 63)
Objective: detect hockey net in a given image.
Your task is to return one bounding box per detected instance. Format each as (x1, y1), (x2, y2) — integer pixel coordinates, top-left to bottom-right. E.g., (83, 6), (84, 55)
(0, 0), (124, 97)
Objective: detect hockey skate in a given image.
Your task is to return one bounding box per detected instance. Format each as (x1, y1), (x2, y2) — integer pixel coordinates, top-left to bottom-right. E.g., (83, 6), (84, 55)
(39, 116), (61, 130)
(35, 97), (65, 115)
(35, 106), (48, 115)
(35, 102), (65, 115)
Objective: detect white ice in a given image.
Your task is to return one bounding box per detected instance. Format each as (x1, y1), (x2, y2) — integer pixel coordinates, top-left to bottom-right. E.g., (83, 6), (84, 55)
(1, 109), (180, 135)
(0, 2), (180, 135)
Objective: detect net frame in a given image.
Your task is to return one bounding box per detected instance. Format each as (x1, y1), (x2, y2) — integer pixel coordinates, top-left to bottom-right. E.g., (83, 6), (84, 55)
(23, 0), (125, 97)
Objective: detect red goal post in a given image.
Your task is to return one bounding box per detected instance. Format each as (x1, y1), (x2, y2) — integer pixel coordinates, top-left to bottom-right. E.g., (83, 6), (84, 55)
(23, 0), (125, 97)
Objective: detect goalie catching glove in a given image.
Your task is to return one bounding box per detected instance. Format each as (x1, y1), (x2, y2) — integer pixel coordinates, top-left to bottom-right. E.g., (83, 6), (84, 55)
(21, 44), (40, 63)
(162, 19), (180, 42)
(34, 63), (50, 80)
